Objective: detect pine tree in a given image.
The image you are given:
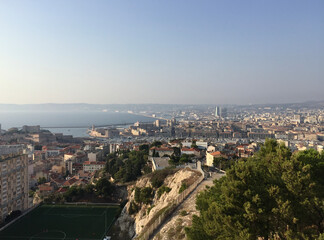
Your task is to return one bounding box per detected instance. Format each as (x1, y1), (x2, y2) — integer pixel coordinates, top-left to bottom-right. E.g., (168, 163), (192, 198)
(186, 139), (324, 240)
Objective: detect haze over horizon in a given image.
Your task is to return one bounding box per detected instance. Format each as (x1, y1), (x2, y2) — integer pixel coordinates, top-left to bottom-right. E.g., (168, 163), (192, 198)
(1, 0), (323, 105)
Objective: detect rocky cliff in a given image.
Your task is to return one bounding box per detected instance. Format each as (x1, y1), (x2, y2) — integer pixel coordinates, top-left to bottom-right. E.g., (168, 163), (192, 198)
(109, 167), (202, 240)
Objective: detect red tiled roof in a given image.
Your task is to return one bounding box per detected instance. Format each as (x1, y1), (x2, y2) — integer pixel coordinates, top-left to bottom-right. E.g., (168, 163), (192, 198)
(210, 151), (222, 156)
(39, 185), (53, 192)
(181, 148), (199, 152)
(209, 151), (228, 159)
(63, 178), (78, 186)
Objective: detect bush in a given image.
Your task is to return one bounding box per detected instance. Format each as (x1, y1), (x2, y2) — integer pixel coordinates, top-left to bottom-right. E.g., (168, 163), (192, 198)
(134, 187), (153, 204)
(150, 168), (177, 188)
(179, 183), (187, 194)
(29, 190), (35, 198)
(140, 187), (153, 204)
(128, 200), (139, 215)
(157, 185), (171, 198)
(180, 210), (187, 216)
(147, 205), (155, 215)
(5, 210), (22, 223)
(143, 165), (152, 174)
(134, 187), (141, 203)
(37, 177), (47, 185)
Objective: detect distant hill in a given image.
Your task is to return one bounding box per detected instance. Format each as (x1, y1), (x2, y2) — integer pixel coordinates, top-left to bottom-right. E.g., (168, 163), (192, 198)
(0, 101), (323, 112)
(0, 103), (104, 112)
(0, 103), (210, 112)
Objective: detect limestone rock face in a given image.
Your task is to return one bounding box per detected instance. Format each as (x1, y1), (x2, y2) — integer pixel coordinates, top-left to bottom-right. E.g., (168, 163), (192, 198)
(153, 172), (224, 240)
(112, 168), (202, 239)
(114, 205), (135, 239)
(133, 168), (200, 234)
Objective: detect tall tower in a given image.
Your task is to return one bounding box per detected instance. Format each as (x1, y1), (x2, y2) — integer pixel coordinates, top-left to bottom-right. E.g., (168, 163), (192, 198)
(215, 106), (220, 117)
(155, 119), (160, 127)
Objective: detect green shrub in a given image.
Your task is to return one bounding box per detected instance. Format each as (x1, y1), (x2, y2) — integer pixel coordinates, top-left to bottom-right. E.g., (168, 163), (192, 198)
(147, 205), (155, 215)
(128, 201), (139, 214)
(179, 183), (188, 193)
(180, 210), (187, 216)
(150, 168), (177, 188)
(157, 185), (171, 198)
(140, 187), (153, 204)
(135, 187), (153, 204)
(143, 165), (152, 174)
(134, 187), (141, 203)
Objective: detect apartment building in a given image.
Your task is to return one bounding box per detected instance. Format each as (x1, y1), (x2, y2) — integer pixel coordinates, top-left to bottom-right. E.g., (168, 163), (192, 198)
(83, 161), (105, 173)
(0, 145), (25, 156)
(0, 154), (29, 223)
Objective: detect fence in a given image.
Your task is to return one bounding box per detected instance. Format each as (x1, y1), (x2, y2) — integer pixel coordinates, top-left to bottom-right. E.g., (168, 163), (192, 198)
(135, 170), (205, 240)
(63, 202), (120, 206)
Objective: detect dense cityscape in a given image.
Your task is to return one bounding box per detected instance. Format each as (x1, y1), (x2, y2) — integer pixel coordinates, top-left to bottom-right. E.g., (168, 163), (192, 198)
(0, 102), (323, 239)
(1, 0), (323, 239)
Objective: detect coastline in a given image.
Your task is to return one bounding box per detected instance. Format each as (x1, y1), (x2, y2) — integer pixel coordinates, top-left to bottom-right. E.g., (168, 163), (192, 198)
(124, 111), (167, 121)
(0, 111), (159, 138)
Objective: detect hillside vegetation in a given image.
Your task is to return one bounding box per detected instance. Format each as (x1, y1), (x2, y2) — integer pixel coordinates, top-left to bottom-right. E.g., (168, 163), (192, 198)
(186, 139), (324, 240)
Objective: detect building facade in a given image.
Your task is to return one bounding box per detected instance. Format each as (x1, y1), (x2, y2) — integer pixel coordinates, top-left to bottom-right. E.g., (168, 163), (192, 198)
(83, 161), (105, 172)
(206, 151), (228, 167)
(0, 154), (29, 222)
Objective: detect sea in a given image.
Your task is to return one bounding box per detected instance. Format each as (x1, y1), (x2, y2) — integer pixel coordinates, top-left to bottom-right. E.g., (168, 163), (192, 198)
(0, 111), (155, 138)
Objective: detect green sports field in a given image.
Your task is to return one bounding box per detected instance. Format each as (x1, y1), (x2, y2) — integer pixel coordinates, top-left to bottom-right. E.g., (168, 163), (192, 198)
(0, 204), (120, 240)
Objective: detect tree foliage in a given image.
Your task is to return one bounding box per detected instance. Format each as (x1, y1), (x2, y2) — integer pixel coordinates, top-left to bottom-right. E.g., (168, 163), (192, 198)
(213, 156), (236, 170)
(150, 141), (163, 147)
(169, 153), (192, 166)
(186, 139), (324, 240)
(157, 185), (172, 198)
(95, 177), (113, 198)
(179, 182), (188, 194)
(150, 168), (177, 188)
(128, 200), (140, 215)
(139, 144), (149, 154)
(46, 177), (114, 203)
(37, 177), (47, 185)
(105, 150), (148, 182)
(134, 187), (153, 204)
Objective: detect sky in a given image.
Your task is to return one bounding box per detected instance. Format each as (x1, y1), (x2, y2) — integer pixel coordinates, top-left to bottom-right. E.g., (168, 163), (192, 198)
(0, 0), (323, 105)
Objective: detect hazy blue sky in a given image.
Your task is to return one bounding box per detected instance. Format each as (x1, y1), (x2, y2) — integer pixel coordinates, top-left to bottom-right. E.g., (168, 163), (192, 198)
(0, 0), (323, 105)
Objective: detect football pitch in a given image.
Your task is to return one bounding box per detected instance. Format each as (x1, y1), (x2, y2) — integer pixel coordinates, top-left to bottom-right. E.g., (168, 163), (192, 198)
(0, 204), (120, 240)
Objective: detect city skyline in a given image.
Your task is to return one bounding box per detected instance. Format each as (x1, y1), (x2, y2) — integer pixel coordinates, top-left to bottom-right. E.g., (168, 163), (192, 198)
(1, 0), (323, 105)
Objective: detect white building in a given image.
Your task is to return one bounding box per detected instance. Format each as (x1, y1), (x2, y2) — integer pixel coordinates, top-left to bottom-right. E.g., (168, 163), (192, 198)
(196, 141), (208, 150)
(206, 151), (228, 167)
